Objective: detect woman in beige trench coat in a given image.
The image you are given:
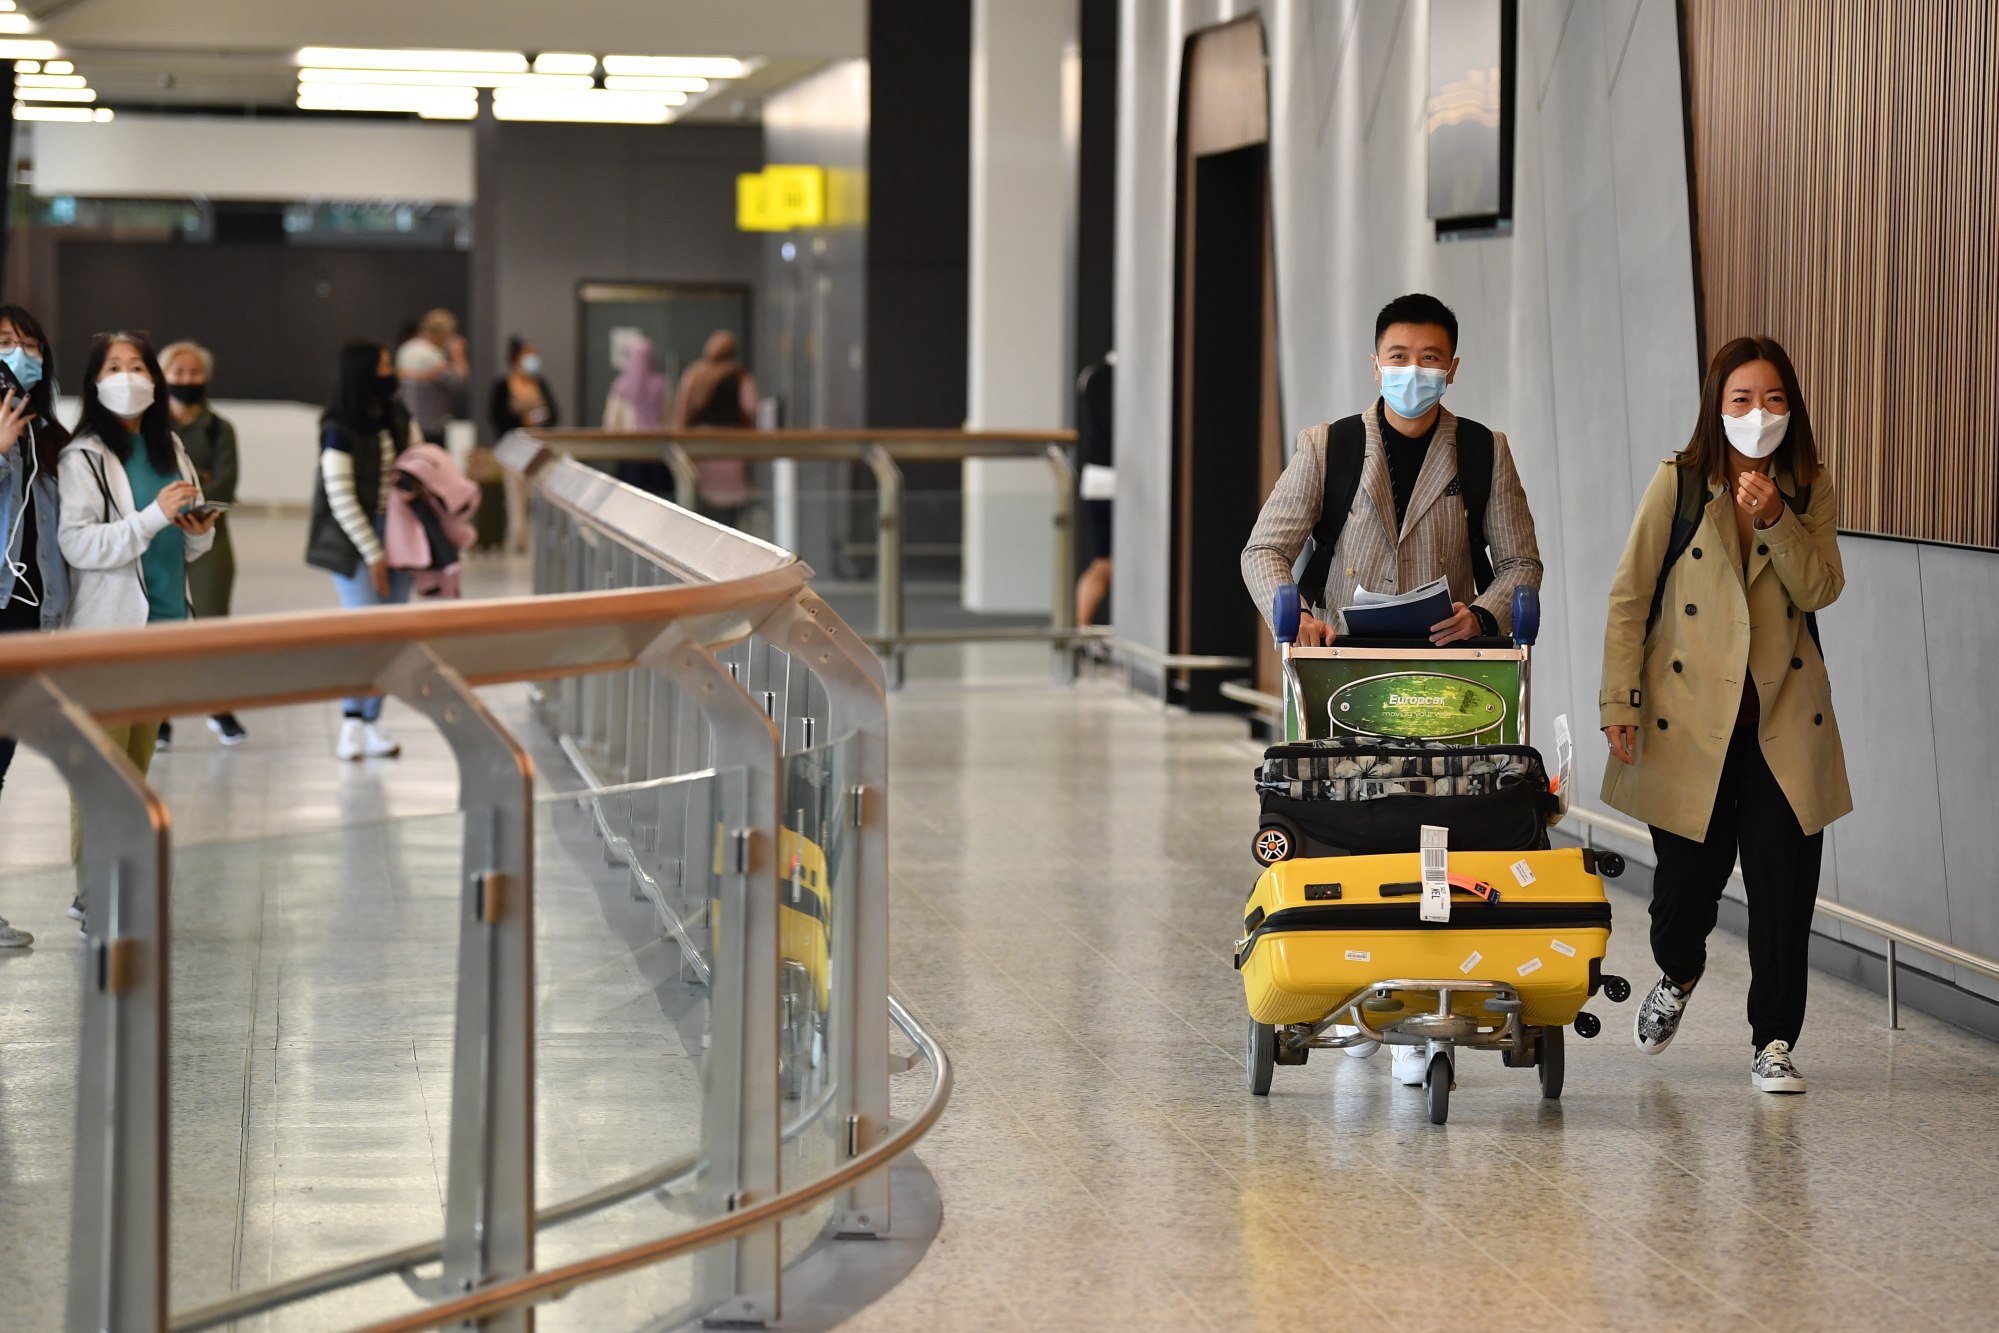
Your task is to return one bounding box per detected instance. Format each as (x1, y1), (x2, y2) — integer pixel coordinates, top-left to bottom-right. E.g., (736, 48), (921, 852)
(1598, 335), (1850, 1095)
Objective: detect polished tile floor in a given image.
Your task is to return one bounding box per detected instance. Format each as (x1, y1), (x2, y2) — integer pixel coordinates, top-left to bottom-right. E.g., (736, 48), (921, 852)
(4, 515), (1999, 1330)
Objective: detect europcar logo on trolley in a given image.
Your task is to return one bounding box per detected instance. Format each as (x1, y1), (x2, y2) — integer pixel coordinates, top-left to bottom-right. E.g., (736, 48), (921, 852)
(1327, 671), (1507, 740)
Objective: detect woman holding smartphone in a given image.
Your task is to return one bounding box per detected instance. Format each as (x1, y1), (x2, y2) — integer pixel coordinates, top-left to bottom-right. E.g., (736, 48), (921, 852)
(58, 332), (217, 922)
(1598, 335), (1849, 1094)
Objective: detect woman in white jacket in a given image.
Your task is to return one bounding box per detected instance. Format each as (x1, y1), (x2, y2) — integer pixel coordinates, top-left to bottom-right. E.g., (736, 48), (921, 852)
(57, 333), (215, 915)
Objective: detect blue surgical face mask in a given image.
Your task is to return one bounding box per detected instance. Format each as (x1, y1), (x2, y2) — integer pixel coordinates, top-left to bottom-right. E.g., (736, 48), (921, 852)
(520, 353), (542, 376)
(3, 348), (43, 392)
(1377, 362), (1448, 418)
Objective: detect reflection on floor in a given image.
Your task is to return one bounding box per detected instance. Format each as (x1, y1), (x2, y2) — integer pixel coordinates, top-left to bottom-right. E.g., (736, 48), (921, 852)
(3, 514), (1996, 1329)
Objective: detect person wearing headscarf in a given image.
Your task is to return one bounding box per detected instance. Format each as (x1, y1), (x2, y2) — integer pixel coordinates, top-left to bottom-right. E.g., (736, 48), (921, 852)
(603, 334), (673, 496)
(671, 329), (755, 523)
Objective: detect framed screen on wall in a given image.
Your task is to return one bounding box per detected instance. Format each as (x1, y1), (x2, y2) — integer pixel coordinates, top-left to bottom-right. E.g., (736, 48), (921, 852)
(1426, 0), (1516, 234)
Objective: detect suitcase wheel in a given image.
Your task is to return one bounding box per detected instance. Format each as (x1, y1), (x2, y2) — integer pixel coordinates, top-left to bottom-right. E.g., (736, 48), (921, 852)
(1600, 974), (1632, 1004)
(1425, 1052), (1453, 1125)
(1251, 824), (1295, 867)
(1596, 851), (1626, 879)
(1247, 1018), (1275, 1095)
(1573, 1011), (1602, 1039)
(1537, 1025), (1565, 1100)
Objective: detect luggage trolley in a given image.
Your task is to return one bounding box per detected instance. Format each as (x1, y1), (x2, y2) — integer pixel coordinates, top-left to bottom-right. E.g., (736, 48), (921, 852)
(1235, 584), (1630, 1123)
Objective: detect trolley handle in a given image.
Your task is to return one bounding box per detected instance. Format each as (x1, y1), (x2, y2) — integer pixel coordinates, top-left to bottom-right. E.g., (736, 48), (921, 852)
(1273, 583), (1301, 646)
(1511, 585), (1540, 647)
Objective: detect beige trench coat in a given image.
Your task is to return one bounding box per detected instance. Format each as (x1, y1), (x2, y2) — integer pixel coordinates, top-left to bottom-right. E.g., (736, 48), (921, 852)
(1598, 460), (1852, 842)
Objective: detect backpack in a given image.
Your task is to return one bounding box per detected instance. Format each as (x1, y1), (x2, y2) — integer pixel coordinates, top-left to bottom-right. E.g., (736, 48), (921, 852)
(1643, 464), (1820, 651)
(1297, 413), (1495, 608)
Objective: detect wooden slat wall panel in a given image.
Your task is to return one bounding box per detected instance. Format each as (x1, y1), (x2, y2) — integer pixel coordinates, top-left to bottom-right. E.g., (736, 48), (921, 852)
(1684, 0), (1999, 549)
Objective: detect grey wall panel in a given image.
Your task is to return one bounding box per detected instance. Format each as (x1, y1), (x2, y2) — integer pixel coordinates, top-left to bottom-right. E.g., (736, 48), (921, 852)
(1919, 543), (1999, 1001)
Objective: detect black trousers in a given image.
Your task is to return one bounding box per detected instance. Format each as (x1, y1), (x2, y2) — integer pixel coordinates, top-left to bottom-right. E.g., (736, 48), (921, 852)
(1647, 725), (1824, 1050)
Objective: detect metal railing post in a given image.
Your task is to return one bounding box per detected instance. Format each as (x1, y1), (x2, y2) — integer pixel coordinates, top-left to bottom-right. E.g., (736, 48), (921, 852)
(639, 627), (784, 1326)
(761, 590), (892, 1238)
(665, 444), (702, 515)
(1887, 938), (1900, 1030)
(0, 679), (173, 1333)
(379, 646), (537, 1328)
(862, 444), (905, 688)
(1045, 441), (1078, 682)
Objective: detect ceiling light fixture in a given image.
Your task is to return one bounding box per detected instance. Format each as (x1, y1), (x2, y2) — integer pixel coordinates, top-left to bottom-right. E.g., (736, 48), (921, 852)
(14, 85), (94, 102)
(11, 59), (35, 73)
(532, 53), (596, 76)
(0, 14), (35, 34)
(13, 103), (112, 123)
(0, 40), (58, 60)
(298, 67), (591, 90)
(601, 56), (756, 80)
(490, 87), (684, 124)
(602, 75), (710, 94)
(295, 85), (477, 119)
(17, 73), (86, 88)
(296, 46), (527, 74)
(44, 59), (72, 75)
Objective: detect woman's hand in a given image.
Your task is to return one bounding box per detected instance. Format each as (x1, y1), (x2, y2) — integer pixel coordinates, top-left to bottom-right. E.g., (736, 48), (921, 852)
(1735, 468), (1781, 528)
(174, 509), (219, 535)
(369, 558), (392, 599)
(0, 390), (32, 457)
(1604, 725), (1637, 765)
(155, 480), (200, 520)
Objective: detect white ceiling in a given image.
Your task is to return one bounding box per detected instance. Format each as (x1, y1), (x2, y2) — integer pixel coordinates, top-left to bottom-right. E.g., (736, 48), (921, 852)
(14, 0), (866, 120)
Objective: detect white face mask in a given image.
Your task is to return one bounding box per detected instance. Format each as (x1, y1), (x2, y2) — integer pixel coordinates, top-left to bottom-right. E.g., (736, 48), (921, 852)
(1721, 407), (1789, 460)
(98, 371), (156, 419)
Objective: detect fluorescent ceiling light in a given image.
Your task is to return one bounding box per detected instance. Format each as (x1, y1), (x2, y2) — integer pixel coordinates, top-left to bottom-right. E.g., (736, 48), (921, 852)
(14, 103), (111, 122)
(298, 67), (590, 90)
(0, 14), (35, 34)
(296, 85), (477, 119)
(532, 52), (596, 75)
(17, 73), (86, 88)
(11, 59), (34, 73)
(0, 40), (58, 60)
(491, 87), (682, 124)
(16, 85), (94, 102)
(44, 59), (72, 74)
(297, 46), (527, 74)
(602, 55), (754, 79)
(603, 75), (709, 94)
(0, 2), (16, 12)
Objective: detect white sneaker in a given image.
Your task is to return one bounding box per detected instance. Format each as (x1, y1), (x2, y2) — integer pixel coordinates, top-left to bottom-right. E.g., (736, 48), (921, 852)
(1752, 1040), (1808, 1093)
(361, 723), (401, 759)
(335, 718), (366, 761)
(1335, 1024), (1381, 1058)
(1391, 1044), (1428, 1086)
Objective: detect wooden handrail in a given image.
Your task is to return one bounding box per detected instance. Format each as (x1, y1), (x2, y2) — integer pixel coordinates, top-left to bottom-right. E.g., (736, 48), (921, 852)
(532, 426), (1077, 445)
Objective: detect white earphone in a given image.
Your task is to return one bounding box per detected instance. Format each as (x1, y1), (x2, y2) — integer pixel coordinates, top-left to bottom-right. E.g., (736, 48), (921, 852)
(4, 420), (42, 609)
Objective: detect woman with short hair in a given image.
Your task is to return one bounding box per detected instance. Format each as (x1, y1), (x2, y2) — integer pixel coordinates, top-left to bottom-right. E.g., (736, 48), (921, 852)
(1599, 335), (1850, 1094)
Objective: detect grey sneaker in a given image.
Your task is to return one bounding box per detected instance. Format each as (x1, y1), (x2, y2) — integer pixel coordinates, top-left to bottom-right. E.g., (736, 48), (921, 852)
(0, 919), (31, 948)
(1635, 975), (1695, 1053)
(1752, 1040), (1807, 1093)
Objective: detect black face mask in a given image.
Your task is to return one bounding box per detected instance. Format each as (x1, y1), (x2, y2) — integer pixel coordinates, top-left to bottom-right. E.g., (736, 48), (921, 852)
(166, 381), (207, 405)
(373, 374), (400, 400)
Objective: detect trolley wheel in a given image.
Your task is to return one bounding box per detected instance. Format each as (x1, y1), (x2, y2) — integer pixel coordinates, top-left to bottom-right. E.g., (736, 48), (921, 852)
(1247, 1018), (1275, 1096)
(1601, 973), (1632, 1004)
(1425, 1052), (1452, 1125)
(1574, 1010), (1602, 1039)
(1251, 824), (1295, 867)
(1537, 1025), (1565, 1100)
(1596, 851), (1626, 879)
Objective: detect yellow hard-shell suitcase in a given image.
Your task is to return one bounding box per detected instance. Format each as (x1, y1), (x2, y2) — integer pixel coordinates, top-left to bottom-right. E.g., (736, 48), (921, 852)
(1237, 846), (1615, 1030)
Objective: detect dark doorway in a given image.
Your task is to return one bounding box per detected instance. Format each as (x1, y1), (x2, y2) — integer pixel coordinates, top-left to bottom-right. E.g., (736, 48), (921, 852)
(1174, 145), (1270, 706)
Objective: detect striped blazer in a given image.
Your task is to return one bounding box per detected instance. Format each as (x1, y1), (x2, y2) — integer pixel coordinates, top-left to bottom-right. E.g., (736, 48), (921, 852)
(1240, 405), (1543, 633)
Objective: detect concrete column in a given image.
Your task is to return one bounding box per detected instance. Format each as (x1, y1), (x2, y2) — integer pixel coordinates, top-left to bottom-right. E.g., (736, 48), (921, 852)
(964, 0), (1077, 612)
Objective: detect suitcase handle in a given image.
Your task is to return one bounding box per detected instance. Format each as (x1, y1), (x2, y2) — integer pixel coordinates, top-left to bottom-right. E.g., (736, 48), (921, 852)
(1380, 876), (1502, 902)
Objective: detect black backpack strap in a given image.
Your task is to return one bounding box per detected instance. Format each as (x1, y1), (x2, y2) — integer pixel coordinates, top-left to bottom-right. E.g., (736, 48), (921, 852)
(1298, 415), (1367, 608)
(1780, 481), (1823, 654)
(1644, 465), (1706, 638)
(1453, 418), (1495, 592)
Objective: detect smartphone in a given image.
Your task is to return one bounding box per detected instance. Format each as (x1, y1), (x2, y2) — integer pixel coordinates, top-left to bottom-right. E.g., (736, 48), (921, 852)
(185, 501), (233, 519)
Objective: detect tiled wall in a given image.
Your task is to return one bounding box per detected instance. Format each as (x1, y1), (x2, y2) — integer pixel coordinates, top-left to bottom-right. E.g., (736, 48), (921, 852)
(1112, 0), (1999, 1001)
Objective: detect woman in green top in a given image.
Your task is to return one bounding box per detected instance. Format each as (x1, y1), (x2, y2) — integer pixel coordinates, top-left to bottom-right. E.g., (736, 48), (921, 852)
(162, 340), (246, 746)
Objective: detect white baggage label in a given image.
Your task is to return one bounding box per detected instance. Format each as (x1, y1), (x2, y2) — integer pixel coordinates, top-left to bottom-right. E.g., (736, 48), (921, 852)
(1459, 950), (1483, 974)
(1419, 824), (1450, 923)
(1550, 939), (1577, 958)
(1517, 957), (1543, 977)
(1554, 713), (1574, 811)
(1511, 859), (1537, 887)
(1345, 948), (1372, 963)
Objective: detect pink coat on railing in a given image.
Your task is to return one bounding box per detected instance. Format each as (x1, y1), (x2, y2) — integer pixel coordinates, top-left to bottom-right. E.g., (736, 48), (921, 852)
(384, 443), (481, 598)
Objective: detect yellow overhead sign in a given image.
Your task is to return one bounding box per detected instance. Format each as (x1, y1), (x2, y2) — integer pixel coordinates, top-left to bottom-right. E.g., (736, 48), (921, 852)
(737, 164), (827, 232)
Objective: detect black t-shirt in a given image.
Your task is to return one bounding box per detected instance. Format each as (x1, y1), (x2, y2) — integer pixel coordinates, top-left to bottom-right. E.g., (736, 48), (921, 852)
(1376, 402), (1438, 529)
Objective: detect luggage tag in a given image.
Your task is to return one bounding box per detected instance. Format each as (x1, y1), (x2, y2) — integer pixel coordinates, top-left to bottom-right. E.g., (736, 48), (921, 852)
(1553, 713), (1574, 813)
(1419, 824), (1450, 923)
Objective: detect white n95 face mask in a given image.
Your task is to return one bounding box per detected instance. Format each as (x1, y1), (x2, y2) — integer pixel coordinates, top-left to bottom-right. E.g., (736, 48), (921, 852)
(1721, 407), (1789, 459)
(97, 372), (156, 418)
